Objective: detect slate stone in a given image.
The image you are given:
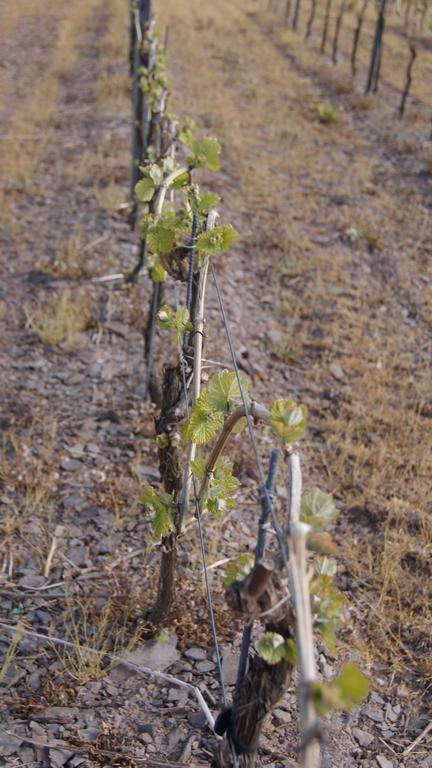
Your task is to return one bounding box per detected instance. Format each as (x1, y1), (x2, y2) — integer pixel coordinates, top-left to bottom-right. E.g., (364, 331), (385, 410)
(352, 727), (374, 747)
(376, 756), (393, 768)
(184, 647), (207, 661)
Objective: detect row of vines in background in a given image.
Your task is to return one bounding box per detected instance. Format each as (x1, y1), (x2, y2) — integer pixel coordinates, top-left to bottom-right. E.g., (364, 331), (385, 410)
(127, 1), (370, 766)
(267, 0), (432, 123)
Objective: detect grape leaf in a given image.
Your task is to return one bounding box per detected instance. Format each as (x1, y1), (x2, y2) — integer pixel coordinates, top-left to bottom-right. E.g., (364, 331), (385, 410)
(157, 305), (192, 344)
(207, 370), (249, 414)
(258, 633), (297, 666)
(310, 573), (345, 652)
(135, 177), (155, 202)
(269, 399), (308, 444)
(311, 664), (371, 714)
(188, 137), (221, 171)
(181, 392), (224, 444)
(141, 486), (175, 538)
(147, 254), (166, 282)
(147, 224), (175, 255)
(301, 489), (336, 530)
(223, 553), (254, 588)
(196, 224), (240, 256)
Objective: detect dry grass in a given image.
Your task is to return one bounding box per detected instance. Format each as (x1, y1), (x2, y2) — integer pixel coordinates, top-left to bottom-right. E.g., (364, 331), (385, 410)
(25, 289), (94, 348)
(94, 181), (126, 213)
(56, 595), (143, 684)
(37, 226), (89, 280)
(0, 421), (58, 579)
(96, 0), (130, 113)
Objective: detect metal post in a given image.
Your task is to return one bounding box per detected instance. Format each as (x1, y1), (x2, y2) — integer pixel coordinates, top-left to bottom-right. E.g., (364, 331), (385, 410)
(365, 0), (388, 94)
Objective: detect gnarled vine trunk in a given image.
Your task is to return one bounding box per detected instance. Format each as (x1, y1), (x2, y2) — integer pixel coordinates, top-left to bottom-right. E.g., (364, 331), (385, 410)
(212, 562), (296, 767)
(150, 362), (184, 623)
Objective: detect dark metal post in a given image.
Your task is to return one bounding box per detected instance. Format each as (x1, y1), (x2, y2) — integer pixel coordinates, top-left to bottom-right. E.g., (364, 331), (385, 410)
(129, 0), (153, 227)
(234, 450), (280, 694)
(365, 0), (388, 94)
(292, 0), (301, 30)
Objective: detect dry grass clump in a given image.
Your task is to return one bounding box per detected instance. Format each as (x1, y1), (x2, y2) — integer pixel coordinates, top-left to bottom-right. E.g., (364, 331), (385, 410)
(56, 594), (143, 684)
(68, 130), (129, 186)
(94, 181), (126, 213)
(96, 0), (129, 113)
(0, 421), (58, 579)
(25, 289), (94, 348)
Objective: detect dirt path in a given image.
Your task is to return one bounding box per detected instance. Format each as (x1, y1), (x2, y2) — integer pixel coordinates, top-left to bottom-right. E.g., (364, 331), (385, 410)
(0, 0), (431, 766)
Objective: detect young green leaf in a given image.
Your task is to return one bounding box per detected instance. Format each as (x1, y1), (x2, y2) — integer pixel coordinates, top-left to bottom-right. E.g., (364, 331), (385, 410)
(258, 633), (297, 666)
(310, 573), (345, 652)
(207, 370), (249, 414)
(223, 553), (254, 588)
(147, 223), (176, 255)
(173, 307), (193, 344)
(156, 304), (174, 332)
(190, 457), (206, 482)
(204, 456), (239, 514)
(301, 489), (336, 530)
(141, 486), (175, 538)
(181, 392), (224, 444)
(188, 137), (221, 171)
(148, 163), (164, 185)
(311, 664), (370, 714)
(171, 171), (189, 190)
(156, 305), (192, 344)
(147, 254), (166, 283)
(135, 177), (155, 202)
(178, 119), (197, 147)
(191, 455), (238, 514)
(196, 224), (240, 256)
(269, 399), (308, 444)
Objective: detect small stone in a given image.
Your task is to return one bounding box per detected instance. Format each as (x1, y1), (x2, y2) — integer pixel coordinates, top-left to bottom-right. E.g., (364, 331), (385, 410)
(49, 748), (76, 768)
(195, 660), (215, 673)
(266, 329), (283, 347)
(135, 464), (160, 483)
(34, 609), (51, 626)
(37, 707), (79, 724)
(384, 703), (399, 723)
(352, 727), (374, 747)
(139, 732), (153, 745)
(137, 723), (154, 736)
(187, 711), (206, 728)
(18, 574), (46, 589)
(66, 545), (86, 567)
(60, 458), (82, 472)
(221, 650), (239, 686)
(184, 647), (207, 661)
(364, 706), (384, 723)
(78, 726), (100, 743)
(273, 708), (291, 725)
(376, 756), (393, 768)
(20, 747), (35, 764)
(29, 672), (41, 691)
(330, 363), (345, 381)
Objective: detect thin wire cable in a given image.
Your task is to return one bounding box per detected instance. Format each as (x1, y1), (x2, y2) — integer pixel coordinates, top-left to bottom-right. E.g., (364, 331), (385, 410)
(0, 622), (214, 730)
(179, 358), (227, 706)
(210, 261), (291, 573)
(179, 252), (238, 767)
